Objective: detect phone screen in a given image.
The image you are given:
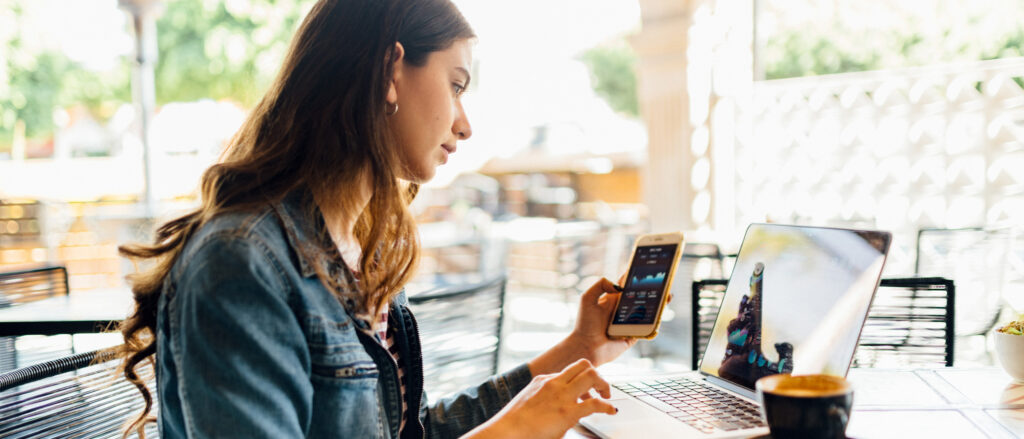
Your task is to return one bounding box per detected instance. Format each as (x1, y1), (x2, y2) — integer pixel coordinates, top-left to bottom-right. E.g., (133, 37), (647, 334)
(612, 243), (679, 325)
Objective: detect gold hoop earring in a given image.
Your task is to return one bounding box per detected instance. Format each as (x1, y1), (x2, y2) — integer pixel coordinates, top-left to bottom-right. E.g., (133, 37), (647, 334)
(386, 102), (399, 116)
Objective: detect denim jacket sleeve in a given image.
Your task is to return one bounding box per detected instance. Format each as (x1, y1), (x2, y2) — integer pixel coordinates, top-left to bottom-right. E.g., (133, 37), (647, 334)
(167, 231), (312, 438)
(423, 363), (533, 438)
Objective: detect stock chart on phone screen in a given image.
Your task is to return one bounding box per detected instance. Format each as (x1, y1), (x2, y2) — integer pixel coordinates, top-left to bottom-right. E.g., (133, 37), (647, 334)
(613, 244), (678, 325)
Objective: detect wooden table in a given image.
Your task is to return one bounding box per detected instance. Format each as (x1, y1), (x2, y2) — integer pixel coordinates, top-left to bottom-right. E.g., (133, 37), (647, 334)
(569, 367), (1024, 438)
(0, 288), (132, 336)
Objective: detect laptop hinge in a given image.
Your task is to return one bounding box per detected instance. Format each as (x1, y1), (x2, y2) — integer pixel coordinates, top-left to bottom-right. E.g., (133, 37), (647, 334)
(702, 374), (758, 401)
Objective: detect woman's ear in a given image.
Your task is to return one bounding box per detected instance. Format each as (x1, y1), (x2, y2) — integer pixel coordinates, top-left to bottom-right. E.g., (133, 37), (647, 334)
(387, 42), (406, 105)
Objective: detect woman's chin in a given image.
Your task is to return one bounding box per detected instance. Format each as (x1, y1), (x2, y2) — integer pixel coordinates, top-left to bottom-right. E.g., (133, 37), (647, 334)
(401, 168), (436, 184)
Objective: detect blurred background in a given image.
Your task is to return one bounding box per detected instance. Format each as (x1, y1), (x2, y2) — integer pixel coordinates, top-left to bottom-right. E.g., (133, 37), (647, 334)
(2, 0), (1024, 377)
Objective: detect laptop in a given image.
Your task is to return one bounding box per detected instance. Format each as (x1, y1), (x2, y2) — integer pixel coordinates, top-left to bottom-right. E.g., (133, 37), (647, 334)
(581, 223), (892, 438)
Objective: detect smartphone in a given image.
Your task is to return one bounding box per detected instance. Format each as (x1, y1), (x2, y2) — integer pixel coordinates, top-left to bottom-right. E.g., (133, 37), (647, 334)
(606, 232), (685, 339)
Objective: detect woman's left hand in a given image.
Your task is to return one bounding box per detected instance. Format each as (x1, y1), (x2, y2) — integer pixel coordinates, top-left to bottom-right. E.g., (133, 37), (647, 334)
(528, 276), (673, 375)
(567, 277), (637, 366)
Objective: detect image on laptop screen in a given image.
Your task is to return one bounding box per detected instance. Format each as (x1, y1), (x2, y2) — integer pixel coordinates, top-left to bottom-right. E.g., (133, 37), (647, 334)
(698, 224), (891, 391)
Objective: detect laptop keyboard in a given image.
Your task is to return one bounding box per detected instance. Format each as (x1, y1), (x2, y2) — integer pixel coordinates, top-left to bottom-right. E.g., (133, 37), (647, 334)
(613, 377), (766, 434)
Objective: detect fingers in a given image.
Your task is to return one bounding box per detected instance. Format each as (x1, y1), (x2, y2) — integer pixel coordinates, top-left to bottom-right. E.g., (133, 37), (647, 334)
(556, 359), (612, 401)
(568, 366), (612, 400)
(582, 277), (620, 305)
(575, 397), (617, 417)
(555, 359), (593, 384)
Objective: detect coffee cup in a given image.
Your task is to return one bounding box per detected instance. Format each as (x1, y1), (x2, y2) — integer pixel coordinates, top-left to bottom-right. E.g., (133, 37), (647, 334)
(755, 374), (853, 439)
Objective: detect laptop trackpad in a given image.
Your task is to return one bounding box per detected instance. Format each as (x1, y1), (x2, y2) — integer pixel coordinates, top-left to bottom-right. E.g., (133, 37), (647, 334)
(580, 398), (700, 438)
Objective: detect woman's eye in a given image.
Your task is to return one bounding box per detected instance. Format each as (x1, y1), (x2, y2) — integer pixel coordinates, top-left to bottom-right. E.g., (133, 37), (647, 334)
(452, 83), (465, 96)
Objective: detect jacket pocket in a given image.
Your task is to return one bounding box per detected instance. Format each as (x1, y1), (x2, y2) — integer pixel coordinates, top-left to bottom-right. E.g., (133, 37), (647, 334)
(311, 360), (378, 379)
(302, 313), (378, 383)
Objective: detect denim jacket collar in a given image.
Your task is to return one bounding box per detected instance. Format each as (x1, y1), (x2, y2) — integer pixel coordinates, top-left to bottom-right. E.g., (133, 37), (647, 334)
(271, 189), (385, 334)
(272, 189), (407, 305)
(272, 189), (336, 279)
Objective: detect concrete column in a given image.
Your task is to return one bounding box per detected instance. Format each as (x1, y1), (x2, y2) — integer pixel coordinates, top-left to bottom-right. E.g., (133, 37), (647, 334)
(633, 0), (753, 239)
(632, 0), (695, 233)
(632, 0), (753, 367)
(119, 0), (163, 219)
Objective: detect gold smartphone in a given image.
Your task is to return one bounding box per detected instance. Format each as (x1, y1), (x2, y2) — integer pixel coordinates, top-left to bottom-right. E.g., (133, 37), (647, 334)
(606, 232), (685, 339)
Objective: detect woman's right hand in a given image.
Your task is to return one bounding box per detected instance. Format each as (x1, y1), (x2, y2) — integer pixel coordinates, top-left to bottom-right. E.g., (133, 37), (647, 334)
(463, 359), (618, 439)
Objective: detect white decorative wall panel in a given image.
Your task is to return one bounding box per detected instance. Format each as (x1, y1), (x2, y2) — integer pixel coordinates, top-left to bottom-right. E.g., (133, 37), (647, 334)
(728, 59), (1024, 276)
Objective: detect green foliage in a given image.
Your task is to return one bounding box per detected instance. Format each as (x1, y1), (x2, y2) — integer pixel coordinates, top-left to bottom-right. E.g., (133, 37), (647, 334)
(764, 23), (1024, 80)
(581, 43), (639, 117)
(984, 29), (1024, 60)
(0, 0), (312, 152)
(2, 10), (114, 150)
(154, 0), (313, 106)
(3, 52), (65, 140)
(0, 2), (134, 151)
(764, 34), (881, 80)
(581, 21), (1024, 117)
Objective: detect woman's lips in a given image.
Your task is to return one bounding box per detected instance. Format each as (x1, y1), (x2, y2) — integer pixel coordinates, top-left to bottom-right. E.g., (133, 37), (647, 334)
(440, 144), (456, 164)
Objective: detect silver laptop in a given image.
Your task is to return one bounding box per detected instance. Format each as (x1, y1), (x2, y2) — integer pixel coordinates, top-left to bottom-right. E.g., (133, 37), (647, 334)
(581, 223), (892, 438)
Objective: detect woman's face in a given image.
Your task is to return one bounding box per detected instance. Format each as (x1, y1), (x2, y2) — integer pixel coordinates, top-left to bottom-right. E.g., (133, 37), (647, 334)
(388, 39), (474, 183)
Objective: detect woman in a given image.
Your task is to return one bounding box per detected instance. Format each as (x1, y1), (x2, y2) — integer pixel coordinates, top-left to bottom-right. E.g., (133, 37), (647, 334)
(117, 0), (636, 437)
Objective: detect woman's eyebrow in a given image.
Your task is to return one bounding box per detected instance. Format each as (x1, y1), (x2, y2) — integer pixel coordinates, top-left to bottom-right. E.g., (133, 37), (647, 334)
(455, 66), (471, 88)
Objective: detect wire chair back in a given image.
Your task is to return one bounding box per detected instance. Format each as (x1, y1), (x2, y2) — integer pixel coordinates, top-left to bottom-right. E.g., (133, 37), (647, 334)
(855, 277), (955, 367)
(690, 279), (729, 370)
(639, 243), (728, 362)
(0, 266), (69, 308)
(408, 275), (506, 399)
(0, 346), (158, 438)
(0, 266), (72, 373)
(691, 277), (955, 370)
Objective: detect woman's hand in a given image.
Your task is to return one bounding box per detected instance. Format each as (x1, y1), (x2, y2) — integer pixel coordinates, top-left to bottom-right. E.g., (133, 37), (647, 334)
(463, 359), (617, 439)
(527, 276), (672, 376)
(568, 277), (638, 366)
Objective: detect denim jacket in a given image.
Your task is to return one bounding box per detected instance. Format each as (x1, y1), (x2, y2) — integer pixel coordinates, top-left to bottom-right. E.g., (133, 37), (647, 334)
(155, 192), (533, 438)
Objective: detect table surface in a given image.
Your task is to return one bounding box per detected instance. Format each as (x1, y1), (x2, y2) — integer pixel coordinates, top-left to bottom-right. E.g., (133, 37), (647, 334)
(569, 367), (1024, 439)
(3, 290), (1023, 437)
(0, 277), (491, 336)
(0, 288), (133, 336)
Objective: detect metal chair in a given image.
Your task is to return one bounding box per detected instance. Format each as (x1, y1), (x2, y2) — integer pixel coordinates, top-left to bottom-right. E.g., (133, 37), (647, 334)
(0, 347), (158, 438)
(408, 275), (507, 399)
(638, 243), (729, 363)
(0, 266), (72, 372)
(0, 266), (70, 307)
(855, 277), (955, 368)
(691, 277), (955, 370)
(690, 278), (729, 370)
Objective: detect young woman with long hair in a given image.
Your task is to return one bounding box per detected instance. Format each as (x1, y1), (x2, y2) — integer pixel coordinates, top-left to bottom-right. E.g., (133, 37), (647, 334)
(116, 0), (637, 437)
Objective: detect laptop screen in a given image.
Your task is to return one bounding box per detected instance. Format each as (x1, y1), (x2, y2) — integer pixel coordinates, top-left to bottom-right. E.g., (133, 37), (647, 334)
(698, 224), (891, 391)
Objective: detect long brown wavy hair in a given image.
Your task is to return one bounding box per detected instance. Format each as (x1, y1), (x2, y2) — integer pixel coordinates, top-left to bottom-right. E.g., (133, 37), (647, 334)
(113, 0), (474, 435)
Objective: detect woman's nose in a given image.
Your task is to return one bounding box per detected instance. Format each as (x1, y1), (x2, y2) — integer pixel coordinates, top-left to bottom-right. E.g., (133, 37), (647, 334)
(453, 105), (472, 140)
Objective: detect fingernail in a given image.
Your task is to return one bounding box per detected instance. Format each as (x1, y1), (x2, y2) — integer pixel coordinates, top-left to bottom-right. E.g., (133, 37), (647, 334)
(615, 407), (619, 414)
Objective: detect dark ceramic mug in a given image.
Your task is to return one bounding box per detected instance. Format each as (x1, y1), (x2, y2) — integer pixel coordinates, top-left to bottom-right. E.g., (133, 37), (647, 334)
(755, 374), (852, 439)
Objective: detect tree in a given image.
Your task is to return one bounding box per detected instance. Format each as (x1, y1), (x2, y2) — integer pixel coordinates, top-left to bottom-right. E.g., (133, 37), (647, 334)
(1, 3), (129, 153)
(154, 0), (314, 106)
(764, 33), (881, 80)
(0, 0), (314, 155)
(581, 42), (640, 118)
